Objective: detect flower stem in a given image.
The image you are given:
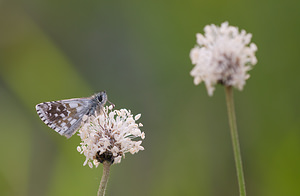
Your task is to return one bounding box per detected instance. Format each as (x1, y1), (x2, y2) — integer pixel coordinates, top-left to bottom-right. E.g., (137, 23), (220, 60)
(225, 86), (246, 196)
(97, 161), (111, 196)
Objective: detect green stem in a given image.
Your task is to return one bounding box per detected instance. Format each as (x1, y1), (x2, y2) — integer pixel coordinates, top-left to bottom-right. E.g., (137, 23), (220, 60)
(97, 161), (111, 196)
(225, 86), (246, 196)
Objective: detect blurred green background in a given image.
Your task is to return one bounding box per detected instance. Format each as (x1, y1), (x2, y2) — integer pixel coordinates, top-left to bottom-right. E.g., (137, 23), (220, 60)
(0, 0), (299, 195)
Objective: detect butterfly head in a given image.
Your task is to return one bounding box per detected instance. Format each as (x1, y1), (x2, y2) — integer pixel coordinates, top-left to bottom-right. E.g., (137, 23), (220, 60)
(95, 91), (107, 105)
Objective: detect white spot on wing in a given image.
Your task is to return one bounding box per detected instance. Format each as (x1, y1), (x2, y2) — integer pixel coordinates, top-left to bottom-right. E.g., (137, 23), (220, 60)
(70, 119), (77, 125)
(76, 106), (84, 112)
(69, 103), (78, 108)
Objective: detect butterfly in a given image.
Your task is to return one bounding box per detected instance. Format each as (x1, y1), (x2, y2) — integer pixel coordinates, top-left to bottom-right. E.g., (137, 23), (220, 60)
(36, 91), (108, 138)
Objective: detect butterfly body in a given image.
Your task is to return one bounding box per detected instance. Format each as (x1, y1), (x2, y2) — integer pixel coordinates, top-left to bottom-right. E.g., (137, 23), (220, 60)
(36, 91), (107, 138)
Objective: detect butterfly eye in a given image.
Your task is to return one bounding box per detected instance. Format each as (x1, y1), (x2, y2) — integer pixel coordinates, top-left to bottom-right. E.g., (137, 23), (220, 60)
(98, 95), (103, 102)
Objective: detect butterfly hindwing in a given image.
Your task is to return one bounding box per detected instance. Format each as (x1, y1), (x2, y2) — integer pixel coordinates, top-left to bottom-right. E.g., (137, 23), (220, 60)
(36, 98), (91, 138)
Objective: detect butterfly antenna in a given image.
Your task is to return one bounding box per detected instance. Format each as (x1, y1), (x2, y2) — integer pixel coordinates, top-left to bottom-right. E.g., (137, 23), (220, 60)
(107, 99), (115, 108)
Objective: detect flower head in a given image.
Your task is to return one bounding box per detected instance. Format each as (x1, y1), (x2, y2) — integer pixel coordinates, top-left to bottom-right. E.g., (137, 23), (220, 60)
(77, 106), (145, 168)
(190, 21), (257, 96)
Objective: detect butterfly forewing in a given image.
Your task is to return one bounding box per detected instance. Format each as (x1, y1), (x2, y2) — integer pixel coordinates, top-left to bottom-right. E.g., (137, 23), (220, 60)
(36, 98), (91, 138)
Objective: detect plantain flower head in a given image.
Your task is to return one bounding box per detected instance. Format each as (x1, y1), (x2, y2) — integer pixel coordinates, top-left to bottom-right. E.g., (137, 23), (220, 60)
(190, 21), (257, 96)
(77, 105), (145, 168)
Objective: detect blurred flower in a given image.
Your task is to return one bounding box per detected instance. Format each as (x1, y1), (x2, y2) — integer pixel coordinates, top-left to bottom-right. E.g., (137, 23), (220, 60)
(77, 106), (145, 168)
(190, 21), (257, 96)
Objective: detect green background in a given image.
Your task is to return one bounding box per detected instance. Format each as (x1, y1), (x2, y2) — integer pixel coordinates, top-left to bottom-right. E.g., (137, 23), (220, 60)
(0, 0), (299, 195)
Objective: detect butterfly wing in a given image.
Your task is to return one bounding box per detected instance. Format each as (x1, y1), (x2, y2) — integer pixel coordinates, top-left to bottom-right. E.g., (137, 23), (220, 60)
(36, 98), (92, 138)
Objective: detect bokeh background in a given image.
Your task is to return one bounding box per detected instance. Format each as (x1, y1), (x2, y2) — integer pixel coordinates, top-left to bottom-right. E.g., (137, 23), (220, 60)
(0, 0), (299, 195)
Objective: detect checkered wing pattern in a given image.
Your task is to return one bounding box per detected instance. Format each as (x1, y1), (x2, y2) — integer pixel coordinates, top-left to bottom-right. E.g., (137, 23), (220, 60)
(36, 98), (91, 138)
